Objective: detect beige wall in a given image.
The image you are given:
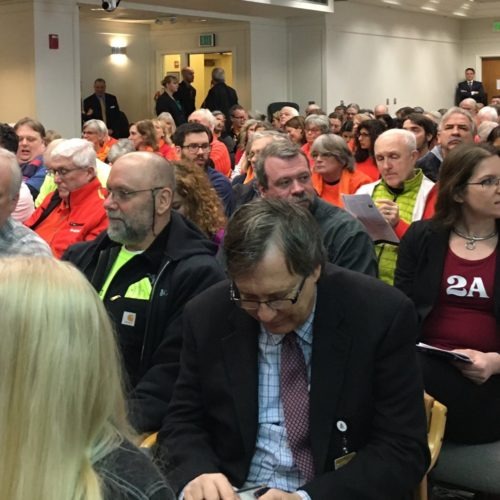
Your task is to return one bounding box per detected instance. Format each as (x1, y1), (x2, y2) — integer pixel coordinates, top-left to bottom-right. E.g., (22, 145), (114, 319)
(80, 18), (152, 124)
(0, 2), (36, 123)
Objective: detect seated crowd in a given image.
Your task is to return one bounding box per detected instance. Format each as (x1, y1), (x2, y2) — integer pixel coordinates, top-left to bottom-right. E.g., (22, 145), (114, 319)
(1, 85), (500, 500)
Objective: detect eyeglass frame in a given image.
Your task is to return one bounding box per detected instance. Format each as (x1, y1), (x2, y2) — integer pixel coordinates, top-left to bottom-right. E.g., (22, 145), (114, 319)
(106, 186), (166, 203)
(181, 143), (211, 153)
(466, 177), (500, 188)
(46, 166), (90, 178)
(230, 276), (307, 311)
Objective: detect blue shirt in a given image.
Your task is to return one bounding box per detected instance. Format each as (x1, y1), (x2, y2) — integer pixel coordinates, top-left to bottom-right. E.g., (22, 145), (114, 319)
(246, 304), (315, 500)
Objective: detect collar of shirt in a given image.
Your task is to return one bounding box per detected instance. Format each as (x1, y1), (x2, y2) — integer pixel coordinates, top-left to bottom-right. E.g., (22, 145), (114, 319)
(261, 297), (316, 347)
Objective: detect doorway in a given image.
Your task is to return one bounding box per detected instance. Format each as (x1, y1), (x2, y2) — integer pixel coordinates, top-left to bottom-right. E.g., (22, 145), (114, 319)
(188, 52), (233, 109)
(481, 57), (500, 102)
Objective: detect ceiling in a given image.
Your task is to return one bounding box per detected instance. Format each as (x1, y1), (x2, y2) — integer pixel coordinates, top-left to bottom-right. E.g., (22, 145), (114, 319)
(354, 0), (500, 19)
(79, 0), (500, 23)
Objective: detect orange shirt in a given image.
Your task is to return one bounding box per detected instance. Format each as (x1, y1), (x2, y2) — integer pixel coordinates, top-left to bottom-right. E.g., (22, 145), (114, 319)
(96, 137), (118, 162)
(312, 169), (372, 208)
(210, 139), (231, 177)
(355, 157), (380, 182)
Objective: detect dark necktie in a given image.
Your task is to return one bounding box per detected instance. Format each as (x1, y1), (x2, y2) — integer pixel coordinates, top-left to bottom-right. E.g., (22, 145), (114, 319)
(468, 81), (473, 89)
(280, 332), (315, 481)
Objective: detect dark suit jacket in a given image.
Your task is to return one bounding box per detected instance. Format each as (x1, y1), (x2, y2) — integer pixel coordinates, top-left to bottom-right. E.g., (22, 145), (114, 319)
(174, 81), (196, 118)
(455, 80), (487, 105)
(394, 219), (500, 329)
(202, 82), (238, 121)
(82, 92), (121, 131)
(158, 264), (429, 499)
(155, 92), (186, 126)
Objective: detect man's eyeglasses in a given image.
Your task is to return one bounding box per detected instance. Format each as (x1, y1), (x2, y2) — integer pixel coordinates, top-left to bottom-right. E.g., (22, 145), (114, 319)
(46, 166), (88, 178)
(181, 143), (211, 153)
(230, 276), (307, 311)
(467, 177), (500, 189)
(106, 186), (165, 203)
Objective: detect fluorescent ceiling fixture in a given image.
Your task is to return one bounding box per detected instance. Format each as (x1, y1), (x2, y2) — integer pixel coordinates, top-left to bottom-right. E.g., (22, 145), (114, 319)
(453, 10), (467, 16)
(382, 0), (401, 5)
(421, 5), (437, 10)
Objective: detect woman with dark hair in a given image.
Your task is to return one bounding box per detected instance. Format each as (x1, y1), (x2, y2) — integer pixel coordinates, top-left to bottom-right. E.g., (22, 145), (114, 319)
(284, 116), (306, 145)
(487, 125), (500, 150)
(155, 75), (186, 126)
(310, 133), (371, 207)
(395, 144), (500, 444)
(354, 119), (386, 181)
(128, 120), (158, 152)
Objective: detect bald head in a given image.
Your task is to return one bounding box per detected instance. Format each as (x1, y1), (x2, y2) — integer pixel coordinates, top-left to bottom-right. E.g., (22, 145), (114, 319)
(104, 152), (175, 250)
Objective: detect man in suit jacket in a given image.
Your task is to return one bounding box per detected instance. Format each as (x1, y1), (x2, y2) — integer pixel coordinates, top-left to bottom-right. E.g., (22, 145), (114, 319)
(174, 67), (197, 118)
(455, 68), (487, 106)
(157, 198), (429, 500)
(202, 67), (239, 123)
(83, 78), (121, 137)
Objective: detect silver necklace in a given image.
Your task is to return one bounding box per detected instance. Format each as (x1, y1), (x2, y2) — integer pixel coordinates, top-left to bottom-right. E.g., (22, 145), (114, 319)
(452, 228), (498, 251)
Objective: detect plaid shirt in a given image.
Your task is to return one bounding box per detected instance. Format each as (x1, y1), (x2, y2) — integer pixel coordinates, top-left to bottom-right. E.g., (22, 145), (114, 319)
(245, 304), (315, 500)
(0, 217), (52, 256)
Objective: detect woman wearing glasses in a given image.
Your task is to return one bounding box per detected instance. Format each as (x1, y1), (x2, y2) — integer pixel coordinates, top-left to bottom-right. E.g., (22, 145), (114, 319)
(310, 133), (371, 208)
(354, 119), (386, 181)
(0, 256), (174, 500)
(395, 144), (500, 444)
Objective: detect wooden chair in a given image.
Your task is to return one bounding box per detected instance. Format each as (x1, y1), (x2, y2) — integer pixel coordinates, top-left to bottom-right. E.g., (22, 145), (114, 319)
(415, 392), (447, 500)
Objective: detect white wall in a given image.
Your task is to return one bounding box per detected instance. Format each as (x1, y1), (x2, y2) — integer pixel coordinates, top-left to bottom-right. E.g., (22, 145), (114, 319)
(249, 19), (289, 115)
(322, 3), (462, 113)
(287, 15), (326, 113)
(461, 18), (500, 78)
(79, 18), (151, 125)
(34, 0), (81, 136)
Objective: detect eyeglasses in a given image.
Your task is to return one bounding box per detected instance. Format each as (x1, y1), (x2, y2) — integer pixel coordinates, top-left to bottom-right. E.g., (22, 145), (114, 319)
(311, 152), (337, 159)
(230, 276), (307, 311)
(306, 128), (321, 134)
(467, 177), (500, 188)
(106, 186), (165, 203)
(357, 132), (370, 138)
(181, 143), (211, 153)
(46, 166), (88, 178)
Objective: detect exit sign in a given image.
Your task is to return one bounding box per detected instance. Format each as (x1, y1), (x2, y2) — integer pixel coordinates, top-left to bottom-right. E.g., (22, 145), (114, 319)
(494, 22), (500, 32)
(199, 33), (216, 47)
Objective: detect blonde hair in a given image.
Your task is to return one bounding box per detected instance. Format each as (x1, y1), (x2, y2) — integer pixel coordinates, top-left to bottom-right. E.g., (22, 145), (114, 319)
(0, 257), (132, 500)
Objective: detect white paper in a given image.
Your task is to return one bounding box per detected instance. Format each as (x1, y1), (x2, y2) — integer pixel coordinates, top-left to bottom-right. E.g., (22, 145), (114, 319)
(342, 194), (399, 244)
(496, 79), (500, 90)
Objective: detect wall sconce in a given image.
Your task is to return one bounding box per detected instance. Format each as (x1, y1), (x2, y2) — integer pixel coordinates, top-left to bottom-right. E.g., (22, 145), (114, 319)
(111, 46), (127, 55)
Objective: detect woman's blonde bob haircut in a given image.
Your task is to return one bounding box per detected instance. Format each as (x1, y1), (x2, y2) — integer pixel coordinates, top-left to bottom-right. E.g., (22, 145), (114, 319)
(0, 256), (131, 500)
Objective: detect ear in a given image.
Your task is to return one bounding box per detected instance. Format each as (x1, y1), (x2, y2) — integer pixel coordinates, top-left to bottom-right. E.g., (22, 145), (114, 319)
(175, 145), (181, 156)
(410, 149), (419, 163)
(9, 193), (19, 214)
(453, 191), (464, 203)
(257, 182), (266, 197)
(156, 187), (173, 215)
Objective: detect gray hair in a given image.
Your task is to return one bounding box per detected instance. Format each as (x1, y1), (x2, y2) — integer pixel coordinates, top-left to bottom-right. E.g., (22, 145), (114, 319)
(51, 138), (97, 169)
(0, 148), (22, 198)
(477, 121), (499, 142)
(253, 137), (302, 189)
(440, 107), (477, 135)
(212, 67), (225, 83)
(304, 114), (330, 134)
(224, 198), (326, 279)
(311, 134), (354, 172)
(189, 108), (216, 130)
(158, 112), (177, 135)
(478, 106), (499, 122)
(82, 119), (108, 139)
(245, 129), (287, 159)
(107, 139), (135, 164)
(375, 128), (417, 153)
